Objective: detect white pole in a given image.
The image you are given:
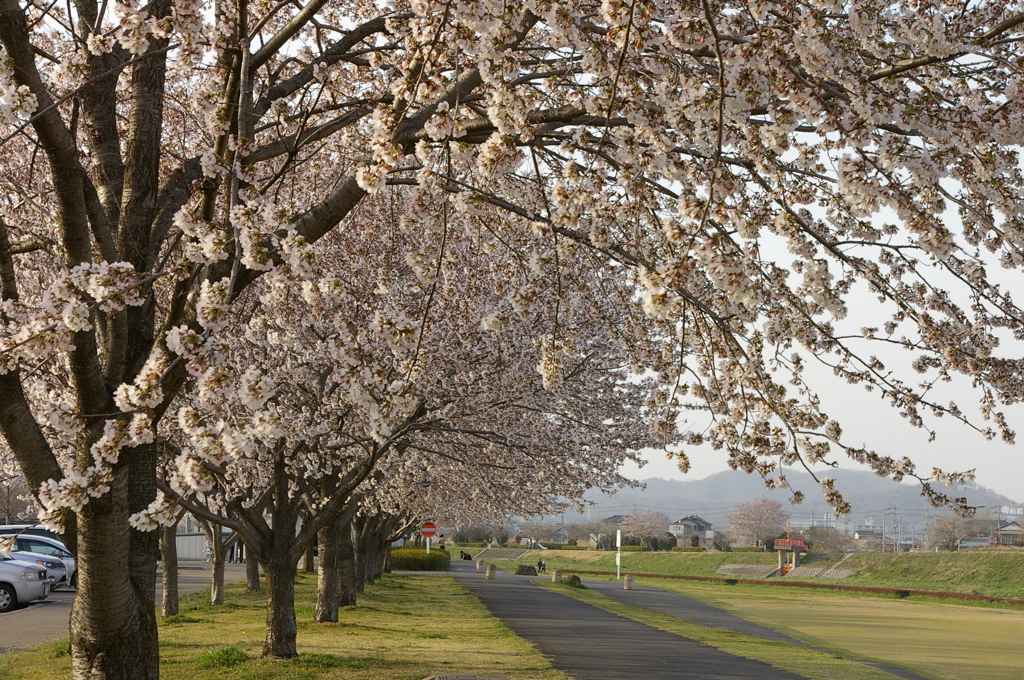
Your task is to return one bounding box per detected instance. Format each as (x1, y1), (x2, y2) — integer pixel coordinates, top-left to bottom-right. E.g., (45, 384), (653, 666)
(427, 536), (431, 554)
(616, 529), (622, 581)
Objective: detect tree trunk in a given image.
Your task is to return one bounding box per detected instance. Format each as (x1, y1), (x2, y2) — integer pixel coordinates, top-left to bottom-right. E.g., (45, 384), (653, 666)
(211, 549), (226, 605)
(382, 544), (392, 574)
(262, 555), (299, 659)
(199, 521), (228, 606)
(246, 547), (261, 592)
(314, 513), (342, 623)
(160, 520), (179, 617)
(338, 520), (357, 607)
(364, 539), (382, 585)
(70, 448), (160, 680)
(303, 542), (315, 573)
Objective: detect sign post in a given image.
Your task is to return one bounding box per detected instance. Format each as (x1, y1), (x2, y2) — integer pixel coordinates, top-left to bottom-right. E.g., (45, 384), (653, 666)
(616, 529), (622, 581)
(420, 522), (437, 555)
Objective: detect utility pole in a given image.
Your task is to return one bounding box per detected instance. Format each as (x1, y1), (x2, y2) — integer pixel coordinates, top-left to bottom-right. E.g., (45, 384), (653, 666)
(882, 508), (897, 553)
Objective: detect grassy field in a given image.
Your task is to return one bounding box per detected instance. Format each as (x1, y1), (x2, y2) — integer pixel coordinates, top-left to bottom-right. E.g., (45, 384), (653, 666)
(488, 548), (1024, 598)
(0, 574), (567, 680)
(838, 550), (1024, 599)
(641, 578), (1024, 680)
(486, 547), (778, 578)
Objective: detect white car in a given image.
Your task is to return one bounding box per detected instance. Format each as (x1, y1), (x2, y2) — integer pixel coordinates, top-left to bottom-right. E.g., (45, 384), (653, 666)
(0, 553), (49, 612)
(8, 550), (67, 589)
(1, 534), (77, 589)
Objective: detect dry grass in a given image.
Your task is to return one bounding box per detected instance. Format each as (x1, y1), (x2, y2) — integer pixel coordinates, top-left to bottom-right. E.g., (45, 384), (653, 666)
(0, 573), (568, 680)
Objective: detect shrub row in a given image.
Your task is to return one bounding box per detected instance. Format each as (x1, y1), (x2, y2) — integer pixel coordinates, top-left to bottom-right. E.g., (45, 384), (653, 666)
(391, 548), (452, 571)
(671, 546), (707, 552)
(730, 547), (764, 552)
(541, 544), (588, 550)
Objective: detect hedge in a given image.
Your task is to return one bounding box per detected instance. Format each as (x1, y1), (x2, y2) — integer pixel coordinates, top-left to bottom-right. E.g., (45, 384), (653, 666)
(541, 544), (588, 550)
(671, 546), (707, 552)
(391, 548), (452, 571)
(731, 547), (764, 552)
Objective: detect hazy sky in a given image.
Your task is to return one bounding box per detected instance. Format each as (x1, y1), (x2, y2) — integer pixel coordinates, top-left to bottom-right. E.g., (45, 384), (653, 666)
(620, 366), (1024, 504)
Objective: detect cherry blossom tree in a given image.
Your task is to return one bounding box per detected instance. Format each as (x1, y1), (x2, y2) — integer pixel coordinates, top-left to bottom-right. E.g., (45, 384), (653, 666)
(147, 203), (654, 657)
(0, 0), (1023, 677)
(619, 509), (669, 550)
(727, 498), (790, 549)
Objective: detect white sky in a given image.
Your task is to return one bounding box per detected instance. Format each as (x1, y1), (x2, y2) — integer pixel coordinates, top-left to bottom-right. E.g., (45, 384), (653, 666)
(621, 372), (1024, 503)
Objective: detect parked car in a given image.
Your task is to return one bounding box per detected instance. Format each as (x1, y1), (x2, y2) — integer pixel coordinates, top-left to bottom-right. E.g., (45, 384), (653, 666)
(0, 552), (49, 612)
(8, 550), (68, 589)
(0, 524), (64, 542)
(1, 534), (77, 589)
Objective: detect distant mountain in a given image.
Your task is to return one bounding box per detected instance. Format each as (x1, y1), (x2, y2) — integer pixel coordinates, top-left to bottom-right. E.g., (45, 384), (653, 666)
(552, 469), (1019, 532)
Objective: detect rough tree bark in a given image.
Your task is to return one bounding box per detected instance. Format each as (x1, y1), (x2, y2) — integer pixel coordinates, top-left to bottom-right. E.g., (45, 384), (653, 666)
(199, 521), (235, 606)
(313, 513), (342, 623)
(160, 518), (181, 618)
(262, 553), (299, 659)
(303, 542), (315, 574)
(314, 502), (360, 622)
(245, 550), (261, 592)
(338, 519), (357, 607)
(70, 446), (159, 680)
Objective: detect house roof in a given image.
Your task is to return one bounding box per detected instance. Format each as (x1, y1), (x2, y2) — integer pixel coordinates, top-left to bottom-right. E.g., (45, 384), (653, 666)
(671, 515), (712, 527)
(604, 515), (628, 524)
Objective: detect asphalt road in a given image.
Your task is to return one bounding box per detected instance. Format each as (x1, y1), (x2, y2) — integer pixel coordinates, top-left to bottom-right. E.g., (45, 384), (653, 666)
(0, 562), (248, 654)
(450, 561), (807, 680)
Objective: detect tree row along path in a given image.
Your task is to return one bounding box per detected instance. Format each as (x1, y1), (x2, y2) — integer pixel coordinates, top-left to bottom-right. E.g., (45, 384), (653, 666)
(449, 561), (806, 680)
(581, 578), (928, 680)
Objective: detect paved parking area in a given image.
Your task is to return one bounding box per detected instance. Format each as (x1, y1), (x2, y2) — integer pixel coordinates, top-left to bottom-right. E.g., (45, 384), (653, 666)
(0, 562), (248, 654)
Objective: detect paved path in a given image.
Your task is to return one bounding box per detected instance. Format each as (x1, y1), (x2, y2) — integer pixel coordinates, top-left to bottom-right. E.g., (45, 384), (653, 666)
(581, 577), (927, 680)
(0, 562), (248, 654)
(450, 561), (806, 680)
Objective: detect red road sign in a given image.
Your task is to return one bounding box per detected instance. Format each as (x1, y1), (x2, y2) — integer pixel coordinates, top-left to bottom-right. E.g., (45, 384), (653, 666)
(420, 522), (437, 537)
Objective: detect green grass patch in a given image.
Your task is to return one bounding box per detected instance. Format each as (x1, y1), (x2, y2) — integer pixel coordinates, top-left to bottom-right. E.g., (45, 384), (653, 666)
(3, 573), (568, 680)
(539, 581), (900, 680)
(640, 578), (1024, 680)
(195, 646), (250, 669)
(46, 637), (70, 659)
(491, 548), (1024, 600)
(835, 550), (1024, 599)
(159, 614), (205, 625)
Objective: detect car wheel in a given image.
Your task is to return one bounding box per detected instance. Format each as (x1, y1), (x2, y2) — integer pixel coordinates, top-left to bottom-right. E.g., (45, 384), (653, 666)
(70, 572), (76, 589)
(0, 584), (17, 613)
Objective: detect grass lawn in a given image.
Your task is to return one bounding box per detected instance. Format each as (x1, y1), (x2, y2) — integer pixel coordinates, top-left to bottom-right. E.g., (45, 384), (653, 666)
(0, 573), (568, 680)
(641, 578), (1024, 680)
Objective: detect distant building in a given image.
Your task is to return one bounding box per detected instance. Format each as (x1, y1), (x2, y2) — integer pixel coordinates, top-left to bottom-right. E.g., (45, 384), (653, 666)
(669, 515), (713, 547)
(995, 520), (1021, 546)
(603, 515), (629, 524)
